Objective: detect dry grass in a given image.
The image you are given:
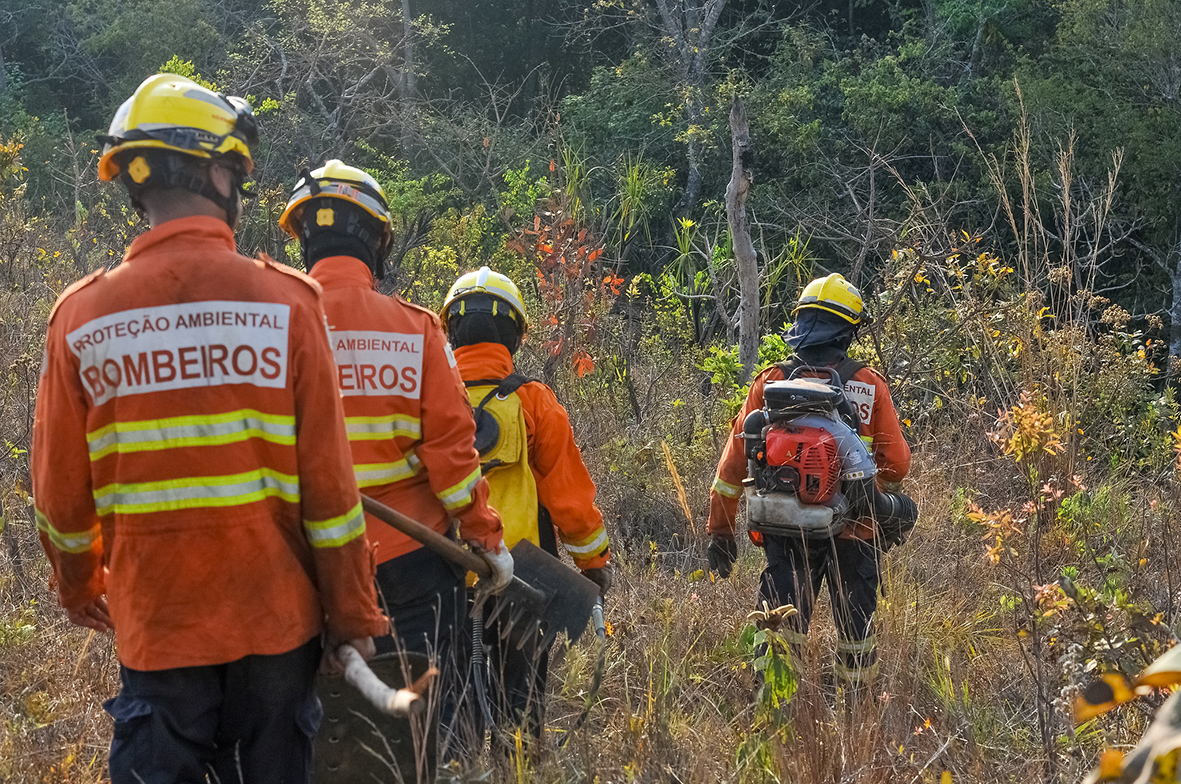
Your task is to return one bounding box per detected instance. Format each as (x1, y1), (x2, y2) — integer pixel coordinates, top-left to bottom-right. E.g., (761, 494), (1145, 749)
(1, 425), (1043, 784)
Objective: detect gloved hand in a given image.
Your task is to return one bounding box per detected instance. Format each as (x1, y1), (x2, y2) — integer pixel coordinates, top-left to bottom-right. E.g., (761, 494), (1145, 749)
(707, 533), (738, 578)
(320, 636), (376, 676)
(581, 563), (614, 597)
(473, 540), (514, 594)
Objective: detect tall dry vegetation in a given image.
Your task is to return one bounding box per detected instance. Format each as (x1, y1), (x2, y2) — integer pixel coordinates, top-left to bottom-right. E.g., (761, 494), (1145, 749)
(1, 112), (1179, 784)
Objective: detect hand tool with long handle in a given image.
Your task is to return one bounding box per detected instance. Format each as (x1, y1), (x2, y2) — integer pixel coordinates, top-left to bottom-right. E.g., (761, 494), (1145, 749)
(360, 496), (543, 603)
(360, 495), (599, 647)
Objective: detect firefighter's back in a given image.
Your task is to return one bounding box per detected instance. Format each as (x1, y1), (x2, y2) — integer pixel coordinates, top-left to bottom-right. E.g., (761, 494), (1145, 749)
(47, 216), (338, 670)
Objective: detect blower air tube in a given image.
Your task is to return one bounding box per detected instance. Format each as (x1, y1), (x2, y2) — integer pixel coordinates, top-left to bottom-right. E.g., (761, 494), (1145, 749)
(743, 409), (768, 459)
(844, 477), (919, 547)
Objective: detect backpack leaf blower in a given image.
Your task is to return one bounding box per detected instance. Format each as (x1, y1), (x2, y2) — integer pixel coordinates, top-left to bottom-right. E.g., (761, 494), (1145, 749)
(742, 366), (917, 545)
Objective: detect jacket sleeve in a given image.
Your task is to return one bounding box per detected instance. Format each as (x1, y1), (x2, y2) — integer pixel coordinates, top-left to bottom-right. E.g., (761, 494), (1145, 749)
(862, 368), (911, 484)
(706, 367), (779, 538)
(32, 313), (105, 611)
(415, 320), (503, 552)
(523, 384), (609, 570)
(291, 297), (387, 641)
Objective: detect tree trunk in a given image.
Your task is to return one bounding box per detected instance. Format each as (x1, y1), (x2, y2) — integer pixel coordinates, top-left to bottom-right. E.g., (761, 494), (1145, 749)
(673, 93), (705, 216)
(726, 97), (759, 385)
(1170, 252), (1181, 372)
(400, 0), (415, 154)
(655, 0), (726, 217)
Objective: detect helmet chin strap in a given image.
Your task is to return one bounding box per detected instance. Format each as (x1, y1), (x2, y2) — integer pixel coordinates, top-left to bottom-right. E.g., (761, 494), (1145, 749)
(299, 198), (388, 278)
(303, 230), (379, 273)
(121, 152), (246, 227)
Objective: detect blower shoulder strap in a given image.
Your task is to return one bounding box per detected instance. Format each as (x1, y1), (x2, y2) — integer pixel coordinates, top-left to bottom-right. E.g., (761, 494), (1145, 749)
(776, 355), (865, 430)
(833, 357), (866, 386)
(775, 356), (865, 386)
(466, 373), (533, 415)
(775, 356), (801, 381)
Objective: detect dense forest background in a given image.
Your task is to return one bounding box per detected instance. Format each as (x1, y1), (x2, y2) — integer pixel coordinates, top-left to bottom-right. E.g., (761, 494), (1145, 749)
(4, 1), (1181, 782)
(3, 0), (1180, 335)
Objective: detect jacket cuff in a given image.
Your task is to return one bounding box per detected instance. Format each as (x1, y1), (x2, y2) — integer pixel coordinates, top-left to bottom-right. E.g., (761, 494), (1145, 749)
(562, 525), (609, 563)
(462, 531), (502, 554)
(705, 517), (737, 538)
(56, 564), (106, 612)
(327, 613), (390, 643)
(573, 548), (610, 571)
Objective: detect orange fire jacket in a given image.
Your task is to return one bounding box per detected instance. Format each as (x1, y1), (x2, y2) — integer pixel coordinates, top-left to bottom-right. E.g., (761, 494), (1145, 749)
(32, 217), (387, 672)
(309, 256), (502, 563)
(452, 343), (610, 570)
(707, 361), (911, 540)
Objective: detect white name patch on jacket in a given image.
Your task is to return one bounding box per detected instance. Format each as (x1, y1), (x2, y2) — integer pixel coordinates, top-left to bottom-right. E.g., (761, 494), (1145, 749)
(330, 329), (423, 398)
(68, 301), (291, 405)
(844, 379), (876, 426)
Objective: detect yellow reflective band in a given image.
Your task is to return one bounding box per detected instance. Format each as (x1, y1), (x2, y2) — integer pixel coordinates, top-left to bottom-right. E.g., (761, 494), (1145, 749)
(304, 502), (365, 548)
(92, 468), (300, 515)
(836, 635), (877, 656)
(35, 508), (100, 554)
(438, 467), (481, 511)
(353, 452), (421, 489)
(860, 435), (874, 447)
(834, 660), (880, 684)
(712, 475), (742, 499)
(344, 414), (422, 442)
(87, 410), (296, 460)
(563, 527), (609, 556)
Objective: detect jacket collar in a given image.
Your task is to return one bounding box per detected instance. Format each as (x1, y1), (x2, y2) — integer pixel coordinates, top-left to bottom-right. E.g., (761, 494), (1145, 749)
(453, 342), (515, 379)
(124, 216), (236, 261)
(307, 256), (375, 291)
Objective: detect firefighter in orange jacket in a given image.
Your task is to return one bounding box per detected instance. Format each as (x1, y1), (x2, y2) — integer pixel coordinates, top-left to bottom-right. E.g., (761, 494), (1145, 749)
(442, 267), (612, 738)
(278, 161), (511, 763)
(32, 75), (387, 784)
(706, 274), (914, 687)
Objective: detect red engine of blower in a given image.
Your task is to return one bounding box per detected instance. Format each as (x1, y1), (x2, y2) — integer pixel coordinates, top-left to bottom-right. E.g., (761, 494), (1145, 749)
(763, 424), (842, 505)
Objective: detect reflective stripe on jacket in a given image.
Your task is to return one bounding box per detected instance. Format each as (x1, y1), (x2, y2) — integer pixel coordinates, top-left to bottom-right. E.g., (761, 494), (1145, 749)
(32, 217), (387, 671)
(309, 256), (502, 563)
(707, 360), (911, 540)
(452, 343), (609, 570)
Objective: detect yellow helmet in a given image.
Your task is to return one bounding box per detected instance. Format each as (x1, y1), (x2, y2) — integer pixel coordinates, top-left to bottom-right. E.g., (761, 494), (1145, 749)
(98, 73), (257, 182)
(277, 159), (393, 251)
(795, 273), (870, 326)
(442, 267), (529, 334)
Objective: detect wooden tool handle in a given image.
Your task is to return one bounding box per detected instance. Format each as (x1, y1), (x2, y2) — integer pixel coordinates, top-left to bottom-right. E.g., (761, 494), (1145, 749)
(361, 495), (490, 577)
(338, 644), (424, 718)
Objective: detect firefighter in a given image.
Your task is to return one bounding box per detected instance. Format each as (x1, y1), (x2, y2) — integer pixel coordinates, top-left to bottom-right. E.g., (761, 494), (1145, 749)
(32, 74), (387, 784)
(441, 267), (612, 740)
(278, 161), (511, 765)
(705, 273), (913, 689)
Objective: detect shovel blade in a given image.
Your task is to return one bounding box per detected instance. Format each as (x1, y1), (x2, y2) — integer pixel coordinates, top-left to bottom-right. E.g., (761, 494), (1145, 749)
(507, 539), (600, 646)
(315, 652), (434, 784)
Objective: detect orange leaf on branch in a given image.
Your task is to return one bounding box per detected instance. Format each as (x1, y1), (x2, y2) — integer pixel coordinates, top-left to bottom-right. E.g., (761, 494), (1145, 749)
(573, 350), (595, 378)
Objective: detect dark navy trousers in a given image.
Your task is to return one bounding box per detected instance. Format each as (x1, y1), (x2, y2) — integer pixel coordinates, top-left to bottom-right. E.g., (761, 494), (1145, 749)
(105, 636), (322, 784)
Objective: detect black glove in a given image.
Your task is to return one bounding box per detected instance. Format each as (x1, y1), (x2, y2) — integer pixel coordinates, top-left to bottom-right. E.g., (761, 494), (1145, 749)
(581, 564), (614, 597)
(707, 534), (738, 578)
